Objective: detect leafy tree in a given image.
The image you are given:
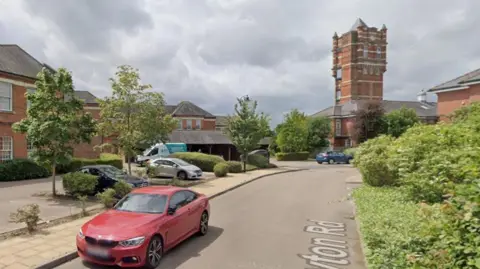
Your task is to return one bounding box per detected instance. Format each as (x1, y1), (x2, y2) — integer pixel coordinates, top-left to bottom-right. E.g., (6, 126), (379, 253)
(449, 101), (480, 124)
(383, 106), (419, 138)
(225, 97), (270, 172)
(13, 68), (97, 196)
(351, 101), (386, 143)
(276, 109), (309, 153)
(306, 116), (331, 150)
(98, 65), (176, 175)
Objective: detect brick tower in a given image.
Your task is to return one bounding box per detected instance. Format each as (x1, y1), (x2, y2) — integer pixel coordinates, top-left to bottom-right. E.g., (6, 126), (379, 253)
(332, 18), (388, 105)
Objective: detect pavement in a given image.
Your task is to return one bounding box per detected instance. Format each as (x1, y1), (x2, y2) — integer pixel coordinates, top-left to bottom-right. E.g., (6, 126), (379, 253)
(57, 163), (366, 269)
(0, 167), (303, 269)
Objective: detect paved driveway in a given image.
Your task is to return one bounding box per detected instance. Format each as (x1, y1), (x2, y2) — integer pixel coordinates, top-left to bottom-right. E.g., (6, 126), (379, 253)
(57, 165), (365, 269)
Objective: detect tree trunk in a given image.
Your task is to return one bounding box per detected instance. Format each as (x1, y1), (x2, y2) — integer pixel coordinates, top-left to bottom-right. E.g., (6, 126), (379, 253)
(127, 153), (132, 175)
(243, 160), (246, 173)
(52, 163), (57, 196)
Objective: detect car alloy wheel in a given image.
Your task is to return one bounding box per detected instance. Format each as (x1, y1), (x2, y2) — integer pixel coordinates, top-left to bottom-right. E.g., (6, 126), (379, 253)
(177, 171), (187, 180)
(329, 159), (335, 164)
(199, 212), (209, 236)
(146, 236), (163, 269)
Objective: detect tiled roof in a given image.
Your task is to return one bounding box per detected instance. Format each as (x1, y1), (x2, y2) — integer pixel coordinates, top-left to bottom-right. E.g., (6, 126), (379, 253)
(429, 68), (480, 92)
(0, 45), (51, 79)
(169, 101), (215, 118)
(169, 130), (232, 145)
(350, 18), (368, 31)
(311, 100), (437, 118)
(74, 91), (98, 104)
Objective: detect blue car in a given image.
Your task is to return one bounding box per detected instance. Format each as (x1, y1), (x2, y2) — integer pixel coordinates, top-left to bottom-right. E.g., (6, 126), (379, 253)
(316, 151), (353, 164)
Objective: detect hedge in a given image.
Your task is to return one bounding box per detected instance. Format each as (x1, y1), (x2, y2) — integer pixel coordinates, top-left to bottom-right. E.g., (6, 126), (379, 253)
(63, 172), (98, 196)
(226, 161), (243, 173)
(213, 162), (229, 177)
(57, 154), (123, 174)
(247, 154), (269, 168)
(170, 152), (225, 172)
(0, 159), (51, 181)
(275, 152), (309, 161)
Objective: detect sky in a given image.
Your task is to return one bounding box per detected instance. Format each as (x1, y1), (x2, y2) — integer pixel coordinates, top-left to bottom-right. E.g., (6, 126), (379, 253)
(0, 0), (479, 126)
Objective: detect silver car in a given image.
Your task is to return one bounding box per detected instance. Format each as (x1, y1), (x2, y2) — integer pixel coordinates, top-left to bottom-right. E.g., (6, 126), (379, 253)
(147, 157), (203, 180)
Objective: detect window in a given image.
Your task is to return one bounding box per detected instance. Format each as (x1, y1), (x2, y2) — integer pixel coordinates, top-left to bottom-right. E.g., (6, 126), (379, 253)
(195, 120), (201, 130)
(336, 90), (341, 100)
(0, 136), (13, 161)
(335, 119), (341, 136)
(336, 68), (342, 80)
(186, 119), (192, 130)
(0, 82), (12, 111)
(177, 119), (182, 130)
(169, 192), (187, 209)
(147, 147), (159, 156)
(375, 66), (380, 75)
(345, 139), (351, 148)
(363, 66), (368, 74)
(184, 190), (197, 204)
(26, 88), (36, 109)
(363, 47), (368, 58)
(115, 193), (167, 214)
(376, 46), (381, 59)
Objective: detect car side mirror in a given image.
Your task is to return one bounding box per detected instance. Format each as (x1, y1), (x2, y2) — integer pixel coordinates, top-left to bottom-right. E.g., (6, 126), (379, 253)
(173, 164), (179, 168)
(167, 206), (177, 215)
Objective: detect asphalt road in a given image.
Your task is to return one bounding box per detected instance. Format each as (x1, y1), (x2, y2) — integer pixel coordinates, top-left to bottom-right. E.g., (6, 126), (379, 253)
(57, 164), (365, 269)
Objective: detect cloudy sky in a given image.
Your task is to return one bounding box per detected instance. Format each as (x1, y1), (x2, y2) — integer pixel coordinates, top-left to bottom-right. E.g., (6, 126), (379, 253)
(1, 0), (479, 125)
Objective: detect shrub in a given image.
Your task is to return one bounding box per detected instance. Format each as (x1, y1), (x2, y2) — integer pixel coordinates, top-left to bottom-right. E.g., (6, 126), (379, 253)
(9, 203), (41, 233)
(76, 195), (88, 217)
(57, 155), (123, 174)
(247, 154), (269, 168)
(213, 163), (229, 177)
(343, 147), (358, 157)
(62, 172), (98, 196)
(226, 161), (243, 173)
(354, 135), (396, 187)
(170, 152), (225, 172)
(275, 152), (309, 161)
(96, 188), (117, 208)
(0, 159), (51, 182)
(114, 181), (133, 198)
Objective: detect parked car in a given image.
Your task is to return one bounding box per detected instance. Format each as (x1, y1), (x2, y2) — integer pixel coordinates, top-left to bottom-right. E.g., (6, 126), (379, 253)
(77, 165), (149, 191)
(136, 143), (188, 166)
(315, 151), (353, 164)
(77, 186), (210, 268)
(147, 157), (203, 180)
(240, 149), (270, 162)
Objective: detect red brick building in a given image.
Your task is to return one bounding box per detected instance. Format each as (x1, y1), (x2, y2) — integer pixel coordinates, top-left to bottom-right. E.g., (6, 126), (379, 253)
(311, 19), (438, 150)
(428, 68), (480, 121)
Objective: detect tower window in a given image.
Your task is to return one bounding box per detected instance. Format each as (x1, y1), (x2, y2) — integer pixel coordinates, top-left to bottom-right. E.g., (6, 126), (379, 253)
(336, 90), (341, 100)
(363, 66), (368, 74)
(335, 119), (342, 136)
(336, 68), (342, 80)
(376, 46), (381, 59)
(363, 47), (368, 58)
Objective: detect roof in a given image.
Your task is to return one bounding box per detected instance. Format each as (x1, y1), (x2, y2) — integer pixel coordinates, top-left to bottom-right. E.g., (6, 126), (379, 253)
(429, 68), (480, 92)
(311, 100), (438, 118)
(169, 101), (215, 118)
(0, 44), (51, 79)
(169, 130), (232, 145)
(350, 18), (368, 31)
(74, 91), (98, 104)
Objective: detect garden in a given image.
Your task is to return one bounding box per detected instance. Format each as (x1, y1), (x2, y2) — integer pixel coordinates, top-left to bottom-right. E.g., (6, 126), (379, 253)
(352, 102), (480, 268)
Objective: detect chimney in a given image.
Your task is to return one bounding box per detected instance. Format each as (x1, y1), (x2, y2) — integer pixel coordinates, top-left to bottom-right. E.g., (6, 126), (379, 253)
(417, 89), (427, 103)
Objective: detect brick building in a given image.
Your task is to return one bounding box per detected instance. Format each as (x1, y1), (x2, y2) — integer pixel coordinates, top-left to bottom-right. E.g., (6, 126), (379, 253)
(0, 44), (101, 160)
(428, 68), (480, 121)
(311, 19), (438, 150)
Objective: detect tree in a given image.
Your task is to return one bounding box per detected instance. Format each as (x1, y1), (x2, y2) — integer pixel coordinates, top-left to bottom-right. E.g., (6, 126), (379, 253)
(225, 97), (270, 172)
(98, 65), (176, 175)
(306, 116), (331, 151)
(276, 109), (309, 153)
(13, 68), (97, 196)
(383, 106), (419, 138)
(351, 101), (386, 143)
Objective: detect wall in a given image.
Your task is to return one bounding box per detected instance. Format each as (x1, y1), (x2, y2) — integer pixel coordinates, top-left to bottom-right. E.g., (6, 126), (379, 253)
(175, 117), (216, 131)
(436, 84), (480, 120)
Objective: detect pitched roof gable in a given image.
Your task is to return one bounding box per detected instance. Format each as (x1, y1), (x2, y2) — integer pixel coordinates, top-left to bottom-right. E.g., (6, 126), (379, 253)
(429, 68), (480, 92)
(170, 101), (215, 118)
(0, 44), (50, 79)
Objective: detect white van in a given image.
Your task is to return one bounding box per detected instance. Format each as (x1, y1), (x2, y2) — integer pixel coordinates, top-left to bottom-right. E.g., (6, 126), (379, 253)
(136, 143), (171, 166)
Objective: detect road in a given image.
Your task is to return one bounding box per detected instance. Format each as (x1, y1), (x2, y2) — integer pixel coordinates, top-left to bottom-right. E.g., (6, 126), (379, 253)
(57, 163), (365, 269)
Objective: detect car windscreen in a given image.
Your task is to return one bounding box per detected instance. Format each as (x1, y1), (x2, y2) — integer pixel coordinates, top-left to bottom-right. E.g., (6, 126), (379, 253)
(98, 166), (125, 179)
(114, 193), (167, 214)
(172, 159), (191, 166)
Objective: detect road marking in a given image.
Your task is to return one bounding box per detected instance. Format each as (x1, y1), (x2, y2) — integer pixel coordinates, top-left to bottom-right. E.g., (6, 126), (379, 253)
(299, 220), (350, 269)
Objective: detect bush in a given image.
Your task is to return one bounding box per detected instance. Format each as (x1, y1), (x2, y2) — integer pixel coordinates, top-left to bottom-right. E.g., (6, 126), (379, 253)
(226, 161), (243, 173)
(9, 203), (41, 233)
(275, 152), (309, 161)
(114, 181), (133, 198)
(57, 155), (123, 174)
(62, 172), (98, 196)
(0, 159), (51, 181)
(170, 152), (225, 172)
(247, 154), (269, 168)
(213, 163), (229, 177)
(343, 147), (358, 157)
(96, 188), (117, 208)
(354, 135), (396, 187)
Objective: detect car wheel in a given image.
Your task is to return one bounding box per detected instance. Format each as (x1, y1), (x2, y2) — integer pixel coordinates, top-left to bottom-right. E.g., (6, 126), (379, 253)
(328, 159), (335, 164)
(177, 171), (187, 180)
(346, 159), (350, 164)
(317, 161), (322, 164)
(145, 236), (163, 269)
(198, 212), (209, 236)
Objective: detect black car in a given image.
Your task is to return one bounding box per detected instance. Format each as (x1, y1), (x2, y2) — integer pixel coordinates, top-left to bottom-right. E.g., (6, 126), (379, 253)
(240, 149), (270, 162)
(77, 165), (149, 192)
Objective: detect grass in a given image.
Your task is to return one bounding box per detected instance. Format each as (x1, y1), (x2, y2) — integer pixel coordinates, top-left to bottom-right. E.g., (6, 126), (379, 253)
(353, 186), (423, 268)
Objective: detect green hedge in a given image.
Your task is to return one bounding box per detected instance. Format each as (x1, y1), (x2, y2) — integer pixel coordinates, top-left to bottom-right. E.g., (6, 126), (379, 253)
(170, 152), (225, 172)
(226, 161), (243, 173)
(0, 159), (51, 181)
(247, 154), (269, 168)
(275, 152), (309, 161)
(63, 172), (98, 196)
(213, 162), (229, 177)
(57, 155), (123, 174)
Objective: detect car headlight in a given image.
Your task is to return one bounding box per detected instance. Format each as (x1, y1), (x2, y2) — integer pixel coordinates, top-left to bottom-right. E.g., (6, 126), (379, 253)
(119, 236), (145, 247)
(78, 229), (85, 239)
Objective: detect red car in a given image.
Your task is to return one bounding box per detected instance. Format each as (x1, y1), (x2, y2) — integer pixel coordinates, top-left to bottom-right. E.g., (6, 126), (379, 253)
(76, 186), (210, 268)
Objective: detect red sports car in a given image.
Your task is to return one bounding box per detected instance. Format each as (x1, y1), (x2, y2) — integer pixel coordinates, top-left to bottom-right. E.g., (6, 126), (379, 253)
(76, 186), (210, 268)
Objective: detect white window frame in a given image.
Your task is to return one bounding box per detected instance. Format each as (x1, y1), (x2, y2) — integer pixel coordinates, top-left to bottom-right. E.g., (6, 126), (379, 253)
(26, 88), (36, 109)
(195, 119), (201, 130)
(186, 119), (193, 130)
(376, 46), (381, 59)
(336, 90), (341, 100)
(363, 47), (368, 58)
(0, 81), (13, 112)
(345, 138), (351, 148)
(0, 136), (13, 161)
(335, 119), (342, 136)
